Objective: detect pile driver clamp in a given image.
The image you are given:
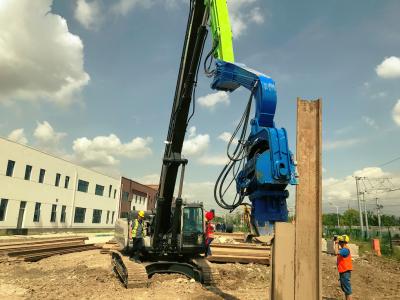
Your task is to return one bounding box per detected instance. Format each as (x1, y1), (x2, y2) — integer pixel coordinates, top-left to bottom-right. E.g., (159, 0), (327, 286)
(206, 0), (298, 232)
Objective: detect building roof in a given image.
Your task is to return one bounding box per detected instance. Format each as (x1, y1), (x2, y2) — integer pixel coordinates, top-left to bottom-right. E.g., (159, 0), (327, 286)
(0, 136), (120, 180)
(147, 184), (159, 191)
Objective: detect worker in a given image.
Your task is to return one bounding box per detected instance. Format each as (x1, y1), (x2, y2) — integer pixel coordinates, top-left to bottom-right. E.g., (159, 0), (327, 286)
(205, 209), (215, 257)
(334, 234), (353, 300)
(130, 210), (146, 262)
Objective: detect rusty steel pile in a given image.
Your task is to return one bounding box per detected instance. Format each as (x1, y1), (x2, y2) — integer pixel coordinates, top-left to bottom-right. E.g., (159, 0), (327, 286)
(0, 236), (98, 262)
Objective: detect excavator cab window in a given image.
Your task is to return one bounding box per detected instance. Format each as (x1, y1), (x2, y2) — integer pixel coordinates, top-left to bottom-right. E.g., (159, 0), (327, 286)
(182, 207), (203, 234)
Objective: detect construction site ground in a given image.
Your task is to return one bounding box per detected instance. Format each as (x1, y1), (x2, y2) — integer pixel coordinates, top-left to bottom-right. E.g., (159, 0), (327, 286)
(1, 249), (399, 300)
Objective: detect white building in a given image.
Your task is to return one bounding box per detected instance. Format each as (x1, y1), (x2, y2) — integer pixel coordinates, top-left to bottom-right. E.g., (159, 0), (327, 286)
(0, 137), (120, 233)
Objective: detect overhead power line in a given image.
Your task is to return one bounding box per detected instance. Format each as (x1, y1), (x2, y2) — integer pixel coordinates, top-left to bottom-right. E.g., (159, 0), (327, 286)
(324, 154), (400, 189)
(378, 155), (400, 167)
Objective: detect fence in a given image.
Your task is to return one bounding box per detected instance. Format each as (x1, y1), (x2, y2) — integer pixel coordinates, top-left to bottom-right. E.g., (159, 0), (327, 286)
(323, 226), (400, 257)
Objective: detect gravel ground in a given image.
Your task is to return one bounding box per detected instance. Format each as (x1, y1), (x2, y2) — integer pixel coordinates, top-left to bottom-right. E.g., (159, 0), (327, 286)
(0, 250), (399, 299)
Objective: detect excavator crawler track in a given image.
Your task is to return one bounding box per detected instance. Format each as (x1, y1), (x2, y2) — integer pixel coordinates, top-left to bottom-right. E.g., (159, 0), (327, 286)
(111, 250), (148, 288)
(192, 258), (221, 286)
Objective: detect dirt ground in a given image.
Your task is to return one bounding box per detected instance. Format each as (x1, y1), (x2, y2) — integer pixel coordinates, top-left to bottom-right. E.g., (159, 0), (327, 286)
(0, 250), (399, 300)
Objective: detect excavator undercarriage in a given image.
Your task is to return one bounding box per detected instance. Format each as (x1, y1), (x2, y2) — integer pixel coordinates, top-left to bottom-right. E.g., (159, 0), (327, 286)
(111, 249), (220, 288)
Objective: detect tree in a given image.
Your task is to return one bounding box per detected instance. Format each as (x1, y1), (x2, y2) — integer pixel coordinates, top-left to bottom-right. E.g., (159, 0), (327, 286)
(341, 209), (359, 227)
(322, 213), (337, 226)
(381, 214), (398, 226)
(225, 211), (242, 226)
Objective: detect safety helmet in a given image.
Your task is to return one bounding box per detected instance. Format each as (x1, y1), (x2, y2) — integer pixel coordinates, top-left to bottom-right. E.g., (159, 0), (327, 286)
(138, 210), (145, 218)
(338, 234), (350, 243)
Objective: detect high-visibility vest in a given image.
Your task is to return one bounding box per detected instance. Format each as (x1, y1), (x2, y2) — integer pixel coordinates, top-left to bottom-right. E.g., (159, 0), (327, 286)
(337, 245), (353, 273)
(131, 219), (145, 238)
(206, 221), (214, 239)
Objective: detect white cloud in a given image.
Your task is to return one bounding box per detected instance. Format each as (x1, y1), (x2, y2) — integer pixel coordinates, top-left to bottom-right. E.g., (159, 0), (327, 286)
(111, 0), (152, 16)
(362, 116), (378, 129)
(322, 167), (400, 213)
(218, 132), (238, 145)
(74, 0), (101, 30)
(0, 0), (90, 105)
(7, 128), (28, 145)
(34, 121), (66, 146)
(182, 181), (220, 210)
(370, 91), (387, 99)
(72, 134), (153, 167)
(392, 100), (400, 126)
(197, 91), (230, 110)
(324, 138), (363, 150)
(198, 155), (228, 166)
(138, 173), (160, 185)
(182, 127), (210, 157)
(376, 56), (400, 79)
(227, 0), (265, 38)
(353, 167), (388, 178)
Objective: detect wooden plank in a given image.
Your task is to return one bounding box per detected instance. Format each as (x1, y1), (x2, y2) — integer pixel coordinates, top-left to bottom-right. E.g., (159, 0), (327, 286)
(211, 243), (270, 250)
(7, 243), (94, 256)
(0, 240), (85, 252)
(213, 232), (244, 237)
(0, 236), (88, 247)
(211, 249), (269, 258)
(270, 222), (295, 300)
(207, 255), (269, 265)
(295, 99), (322, 300)
(23, 245), (98, 262)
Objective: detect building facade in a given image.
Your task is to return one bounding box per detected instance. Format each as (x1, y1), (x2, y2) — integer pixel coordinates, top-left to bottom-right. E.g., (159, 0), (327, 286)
(119, 177), (158, 218)
(0, 138), (120, 233)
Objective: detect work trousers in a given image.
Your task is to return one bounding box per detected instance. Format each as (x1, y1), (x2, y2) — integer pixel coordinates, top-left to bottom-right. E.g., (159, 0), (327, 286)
(131, 238), (144, 260)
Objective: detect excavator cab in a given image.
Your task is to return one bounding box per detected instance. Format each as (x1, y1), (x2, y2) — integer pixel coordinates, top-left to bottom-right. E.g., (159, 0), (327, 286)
(181, 204), (205, 255)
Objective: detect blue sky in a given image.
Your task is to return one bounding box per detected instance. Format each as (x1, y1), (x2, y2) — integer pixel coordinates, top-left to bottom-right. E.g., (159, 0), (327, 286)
(1, 0), (400, 215)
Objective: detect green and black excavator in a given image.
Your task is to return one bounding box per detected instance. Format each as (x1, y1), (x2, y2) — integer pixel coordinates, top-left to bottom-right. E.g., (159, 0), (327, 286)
(111, 0), (298, 288)
(111, 0), (234, 288)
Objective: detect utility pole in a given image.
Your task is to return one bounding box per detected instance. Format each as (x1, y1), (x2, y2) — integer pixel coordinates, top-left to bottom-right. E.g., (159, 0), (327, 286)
(375, 197), (383, 236)
(362, 192), (369, 238)
(329, 202), (340, 227)
(355, 177), (364, 235)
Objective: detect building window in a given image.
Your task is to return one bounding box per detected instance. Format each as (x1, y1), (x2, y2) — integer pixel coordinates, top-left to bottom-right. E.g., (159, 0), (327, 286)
(6, 160), (15, 177)
(77, 180), (89, 193)
(108, 185), (112, 197)
(24, 165), (32, 180)
(33, 202), (41, 222)
(114, 189), (117, 199)
(50, 204), (57, 222)
(0, 199), (8, 221)
(122, 191), (129, 201)
(92, 209), (102, 224)
(55, 173), (61, 187)
(39, 169), (46, 183)
(60, 205), (66, 223)
(106, 211), (110, 224)
(74, 207), (86, 223)
(111, 211), (115, 224)
(135, 195), (138, 204)
(95, 184), (104, 196)
(64, 176), (70, 189)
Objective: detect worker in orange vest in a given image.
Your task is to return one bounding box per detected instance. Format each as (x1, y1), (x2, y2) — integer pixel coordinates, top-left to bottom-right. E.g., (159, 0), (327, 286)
(334, 234), (353, 300)
(205, 209), (215, 257)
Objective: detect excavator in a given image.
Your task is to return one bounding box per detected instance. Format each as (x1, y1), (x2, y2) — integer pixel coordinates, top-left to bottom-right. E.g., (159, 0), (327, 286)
(112, 0), (298, 288)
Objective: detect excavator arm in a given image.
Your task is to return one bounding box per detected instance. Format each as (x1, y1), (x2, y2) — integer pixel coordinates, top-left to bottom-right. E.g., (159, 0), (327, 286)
(205, 0), (234, 63)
